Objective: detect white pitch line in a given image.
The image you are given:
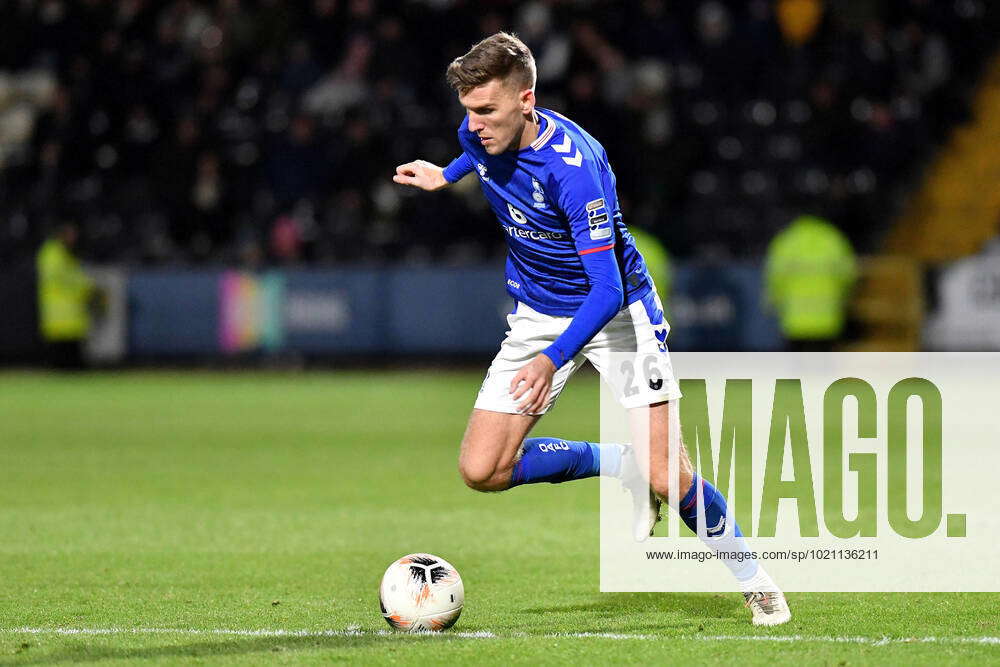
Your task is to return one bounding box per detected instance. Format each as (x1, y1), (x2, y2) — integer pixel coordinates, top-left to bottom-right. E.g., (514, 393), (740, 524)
(695, 634), (1000, 646)
(0, 627), (492, 640)
(3, 628), (1000, 646)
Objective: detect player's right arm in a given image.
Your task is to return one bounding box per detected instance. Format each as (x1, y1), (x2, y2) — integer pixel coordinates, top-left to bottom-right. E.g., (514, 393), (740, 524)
(393, 153), (475, 191)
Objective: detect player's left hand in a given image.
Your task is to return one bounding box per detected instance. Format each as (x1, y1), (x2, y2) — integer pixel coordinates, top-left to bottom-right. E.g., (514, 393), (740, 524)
(510, 354), (557, 414)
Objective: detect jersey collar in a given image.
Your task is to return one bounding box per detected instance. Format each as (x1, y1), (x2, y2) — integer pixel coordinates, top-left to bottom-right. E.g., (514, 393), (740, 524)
(529, 111), (556, 151)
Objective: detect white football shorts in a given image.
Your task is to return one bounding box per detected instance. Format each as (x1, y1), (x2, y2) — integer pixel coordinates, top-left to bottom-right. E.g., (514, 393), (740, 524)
(474, 290), (682, 415)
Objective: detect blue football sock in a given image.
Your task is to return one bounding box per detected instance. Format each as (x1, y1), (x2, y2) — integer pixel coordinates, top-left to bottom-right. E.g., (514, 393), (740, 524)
(510, 438), (622, 487)
(678, 475), (758, 581)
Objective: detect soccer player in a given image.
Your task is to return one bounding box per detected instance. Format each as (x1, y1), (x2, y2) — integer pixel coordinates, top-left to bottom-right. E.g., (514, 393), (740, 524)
(393, 33), (790, 626)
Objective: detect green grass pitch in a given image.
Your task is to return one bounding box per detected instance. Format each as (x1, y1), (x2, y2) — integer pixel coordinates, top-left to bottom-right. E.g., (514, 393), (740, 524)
(1, 370), (997, 664)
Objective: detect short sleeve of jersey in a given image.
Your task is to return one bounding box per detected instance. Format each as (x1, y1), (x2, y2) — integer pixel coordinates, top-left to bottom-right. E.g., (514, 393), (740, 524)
(549, 157), (615, 256)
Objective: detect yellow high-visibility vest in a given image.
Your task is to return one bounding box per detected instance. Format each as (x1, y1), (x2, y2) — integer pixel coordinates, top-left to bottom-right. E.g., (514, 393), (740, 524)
(36, 239), (93, 341)
(629, 226), (672, 308)
(765, 216), (857, 340)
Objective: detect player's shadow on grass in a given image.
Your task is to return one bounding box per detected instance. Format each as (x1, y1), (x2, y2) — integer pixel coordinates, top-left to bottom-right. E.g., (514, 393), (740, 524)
(524, 592), (737, 630)
(16, 634), (473, 665)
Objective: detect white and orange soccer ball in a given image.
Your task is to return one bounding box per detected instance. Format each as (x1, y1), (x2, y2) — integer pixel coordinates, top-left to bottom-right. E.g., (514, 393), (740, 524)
(379, 553), (464, 632)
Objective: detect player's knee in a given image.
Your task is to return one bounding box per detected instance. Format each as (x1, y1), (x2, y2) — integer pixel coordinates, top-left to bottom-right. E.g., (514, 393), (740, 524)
(458, 461), (491, 491)
(458, 457), (509, 493)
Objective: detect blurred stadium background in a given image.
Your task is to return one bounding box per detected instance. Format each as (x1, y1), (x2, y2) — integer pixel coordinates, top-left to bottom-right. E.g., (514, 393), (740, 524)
(2, 0), (1000, 365)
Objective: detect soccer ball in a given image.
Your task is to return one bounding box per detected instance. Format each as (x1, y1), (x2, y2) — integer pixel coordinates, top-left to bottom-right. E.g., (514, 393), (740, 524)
(379, 553), (464, 632)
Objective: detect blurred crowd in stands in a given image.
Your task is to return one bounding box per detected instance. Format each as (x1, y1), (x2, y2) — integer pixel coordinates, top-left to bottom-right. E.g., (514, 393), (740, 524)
(0, 0), (997, 266)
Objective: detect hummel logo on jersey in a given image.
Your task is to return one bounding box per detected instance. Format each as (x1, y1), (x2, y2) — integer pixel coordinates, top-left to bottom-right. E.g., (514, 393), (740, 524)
(553, 135), (582, 167)
(477, 162), (489, 181)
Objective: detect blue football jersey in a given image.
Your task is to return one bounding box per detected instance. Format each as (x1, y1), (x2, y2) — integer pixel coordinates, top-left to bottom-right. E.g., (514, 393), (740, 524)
(447, 108), (652, 317)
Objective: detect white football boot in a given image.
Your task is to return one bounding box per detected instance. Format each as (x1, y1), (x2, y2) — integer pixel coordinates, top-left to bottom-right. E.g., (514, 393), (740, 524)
(743, 591), (792, 626)
(739, 567), (791, 626)
(618, 445), (661, 541)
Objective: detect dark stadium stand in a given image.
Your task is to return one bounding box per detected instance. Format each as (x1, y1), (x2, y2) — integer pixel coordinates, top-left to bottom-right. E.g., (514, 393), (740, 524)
(0, 0), (997, 267)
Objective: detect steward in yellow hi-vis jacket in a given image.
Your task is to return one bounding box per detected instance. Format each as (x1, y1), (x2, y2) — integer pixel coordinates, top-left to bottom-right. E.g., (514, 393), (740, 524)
(37, 224), (94, 368)
(765, 215), (857, 350)
(628, 226), (672, 318)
